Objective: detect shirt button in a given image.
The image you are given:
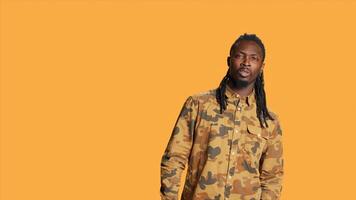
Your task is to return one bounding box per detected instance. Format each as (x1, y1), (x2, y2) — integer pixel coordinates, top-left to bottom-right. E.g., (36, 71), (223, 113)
(235, 129), (238, 133)
(231, 151), (235, 155)
(237, 106), (241, 111)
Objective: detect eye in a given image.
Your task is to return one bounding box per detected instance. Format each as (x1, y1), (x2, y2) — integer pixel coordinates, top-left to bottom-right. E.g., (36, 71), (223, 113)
(251, 56), (258, 61)
(235, 53), (244, 59)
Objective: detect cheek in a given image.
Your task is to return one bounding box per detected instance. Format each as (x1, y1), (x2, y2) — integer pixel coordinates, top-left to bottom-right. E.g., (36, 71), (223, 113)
(231, 59), (241, 66)
(251, 68), (262, 79)
(229, 67), (239, 76)
(251, 63), (262, 72)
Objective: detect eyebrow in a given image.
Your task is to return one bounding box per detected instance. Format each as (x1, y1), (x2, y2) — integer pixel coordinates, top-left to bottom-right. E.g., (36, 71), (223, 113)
(236, 51), (259, 56)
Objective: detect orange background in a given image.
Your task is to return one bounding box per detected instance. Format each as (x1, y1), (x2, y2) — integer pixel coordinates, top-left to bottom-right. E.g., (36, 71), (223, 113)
(1, 0), (356, 199)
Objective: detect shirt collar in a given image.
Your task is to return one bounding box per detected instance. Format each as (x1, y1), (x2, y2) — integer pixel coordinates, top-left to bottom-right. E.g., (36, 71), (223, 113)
(225, 83), (256, 107)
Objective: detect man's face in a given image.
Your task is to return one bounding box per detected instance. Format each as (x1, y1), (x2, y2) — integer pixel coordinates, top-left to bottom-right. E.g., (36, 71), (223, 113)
(227, 40), (265, 87)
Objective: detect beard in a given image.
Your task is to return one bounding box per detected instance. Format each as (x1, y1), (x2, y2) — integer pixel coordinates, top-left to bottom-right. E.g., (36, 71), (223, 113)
(229, 77), (249, 89)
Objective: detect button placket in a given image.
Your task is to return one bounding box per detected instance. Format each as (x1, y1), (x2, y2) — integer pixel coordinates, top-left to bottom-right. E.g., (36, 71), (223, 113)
(237, 106), (242, 111)
(224, 102), (237, 195)
(226, 100), (241, 196)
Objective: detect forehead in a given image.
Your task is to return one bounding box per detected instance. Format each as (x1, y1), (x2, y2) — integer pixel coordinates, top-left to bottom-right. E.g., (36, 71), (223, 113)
(234, 40), (263, 56)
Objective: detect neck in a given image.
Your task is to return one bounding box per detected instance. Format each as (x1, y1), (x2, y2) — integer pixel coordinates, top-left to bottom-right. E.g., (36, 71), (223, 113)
(227, 79), (254, 97)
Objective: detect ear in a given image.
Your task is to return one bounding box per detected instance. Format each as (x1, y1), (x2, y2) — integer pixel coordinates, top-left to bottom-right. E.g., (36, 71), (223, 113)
(260, 63), (265, 74)
(227, 56), (230, 67)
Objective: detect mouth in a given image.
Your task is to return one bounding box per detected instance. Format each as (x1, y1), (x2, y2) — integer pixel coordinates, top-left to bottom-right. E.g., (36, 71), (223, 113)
(237, 68), (251, 77)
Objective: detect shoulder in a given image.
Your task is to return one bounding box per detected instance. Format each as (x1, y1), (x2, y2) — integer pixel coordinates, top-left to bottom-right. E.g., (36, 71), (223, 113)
(268, 110), (280, 122)
(189, 88), (217, 103)
(179, 88), (216, 117)
(181, 88), (217, 110)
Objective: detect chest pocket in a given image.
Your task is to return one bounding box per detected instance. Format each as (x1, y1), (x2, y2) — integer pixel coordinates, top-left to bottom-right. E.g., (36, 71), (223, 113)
(242, 124), (269, 162)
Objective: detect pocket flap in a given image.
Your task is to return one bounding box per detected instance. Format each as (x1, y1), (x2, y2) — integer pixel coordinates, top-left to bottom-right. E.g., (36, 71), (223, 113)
(247, 124), (269, 139)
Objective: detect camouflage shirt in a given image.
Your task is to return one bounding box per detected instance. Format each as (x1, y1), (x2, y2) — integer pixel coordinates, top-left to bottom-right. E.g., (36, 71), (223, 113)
(160, 84), (284, 200)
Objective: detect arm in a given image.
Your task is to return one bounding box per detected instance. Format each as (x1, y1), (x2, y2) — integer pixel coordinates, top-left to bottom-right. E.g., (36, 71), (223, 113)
(260, 115), (284, 200)
(160, 96), (198, 200)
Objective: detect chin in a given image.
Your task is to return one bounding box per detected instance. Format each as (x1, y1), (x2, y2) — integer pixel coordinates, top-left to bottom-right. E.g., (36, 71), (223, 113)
(231, 77), (250, 88)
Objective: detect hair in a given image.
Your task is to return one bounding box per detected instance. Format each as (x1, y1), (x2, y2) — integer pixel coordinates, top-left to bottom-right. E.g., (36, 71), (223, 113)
(215, 33), (274, 128)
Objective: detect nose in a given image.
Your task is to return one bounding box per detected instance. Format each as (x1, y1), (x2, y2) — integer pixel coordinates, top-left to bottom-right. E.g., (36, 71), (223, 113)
(241, 57), (250, 66)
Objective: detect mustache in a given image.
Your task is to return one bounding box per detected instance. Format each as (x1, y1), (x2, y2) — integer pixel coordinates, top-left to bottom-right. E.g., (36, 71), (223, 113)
(238, 67), (251, 72)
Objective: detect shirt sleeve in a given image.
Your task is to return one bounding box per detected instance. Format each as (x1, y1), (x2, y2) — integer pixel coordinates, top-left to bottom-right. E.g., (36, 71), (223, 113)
(160, 96), (198, 200)
(259, 114), (284, 200)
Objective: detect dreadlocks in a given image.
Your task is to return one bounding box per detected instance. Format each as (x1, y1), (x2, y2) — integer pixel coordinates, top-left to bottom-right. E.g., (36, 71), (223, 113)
(216, 33), (274, 128)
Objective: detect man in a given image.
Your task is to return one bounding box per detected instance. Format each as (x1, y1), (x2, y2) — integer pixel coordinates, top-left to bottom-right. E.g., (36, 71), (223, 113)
(160, 33), (284, 200)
